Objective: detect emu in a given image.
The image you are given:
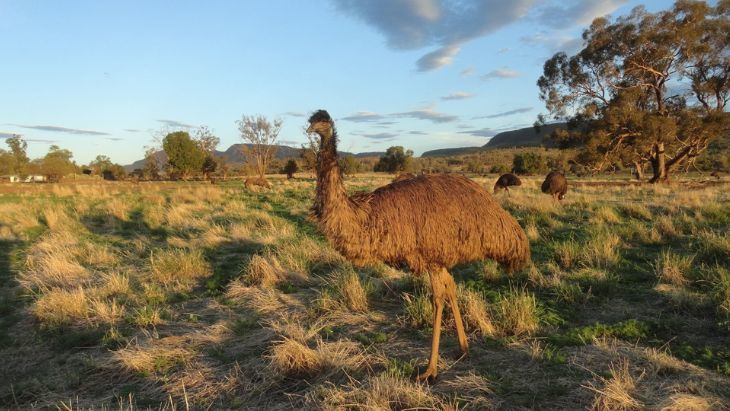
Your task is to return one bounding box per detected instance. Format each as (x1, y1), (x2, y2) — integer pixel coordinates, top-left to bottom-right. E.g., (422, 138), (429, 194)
(493, 173), (522, 194)
(541, 171), (568, 200)
(307, 110), (530, 382)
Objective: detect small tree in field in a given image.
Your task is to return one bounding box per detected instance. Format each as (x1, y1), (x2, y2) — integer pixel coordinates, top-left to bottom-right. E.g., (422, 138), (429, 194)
(374, 146), (414, 173)
(162, 131), (205, 180)
(143, 147), (160, 180)
(6, 135), (29, 176)
(283, 159), (298, 179)
(237, 115), (282, 179)
(512, 152), (548, 174)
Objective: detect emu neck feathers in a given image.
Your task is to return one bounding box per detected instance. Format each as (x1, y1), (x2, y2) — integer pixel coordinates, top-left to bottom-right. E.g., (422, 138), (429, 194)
(315, 128), (363, 237)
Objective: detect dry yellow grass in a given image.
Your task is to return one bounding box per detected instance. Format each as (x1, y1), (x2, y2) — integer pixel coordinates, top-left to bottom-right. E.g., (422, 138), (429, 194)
(586, 358), (644, 411)
(33, 287), (90, 326)
(330, 268), (369, 312)
(654, 250), (694, 287)
(244, 254), (285, 287)
(457, 285), (497, 336)
(149, 248), (210, 292)
(269, 337), (365, 377)
(21, 232), (90, 290)
(115, 343), (194, 375)
(495, 286), (540, 337)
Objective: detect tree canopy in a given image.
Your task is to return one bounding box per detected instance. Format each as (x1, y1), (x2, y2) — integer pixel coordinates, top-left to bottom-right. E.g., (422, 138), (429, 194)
(374, 146), (414, 173)
(237, 115), (282, 178)
(162, 131), (206, 179)
(538, 0), (729, 182)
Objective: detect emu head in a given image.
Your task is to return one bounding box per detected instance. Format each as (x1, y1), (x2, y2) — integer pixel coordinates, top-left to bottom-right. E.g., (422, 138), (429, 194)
(307, 110), (334, 141)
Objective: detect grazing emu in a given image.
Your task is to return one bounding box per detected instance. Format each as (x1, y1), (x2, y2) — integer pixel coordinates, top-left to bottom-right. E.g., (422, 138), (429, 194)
(493, 173), (522, 194)
(392, 172), (416, 183)
(307, 110), (530, 382)
(244, 176), (271, 190)
(541, 171), (568, 200)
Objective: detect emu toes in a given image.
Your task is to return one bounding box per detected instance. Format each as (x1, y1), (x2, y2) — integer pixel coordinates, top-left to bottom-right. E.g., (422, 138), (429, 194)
(416, 368), (438, 384)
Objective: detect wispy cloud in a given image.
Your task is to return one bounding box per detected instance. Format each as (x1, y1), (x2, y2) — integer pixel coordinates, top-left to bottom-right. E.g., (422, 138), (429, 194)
(0, 132), (19, 139)
(458, 128), (500, 137)
(334, 0), (536, 71)
(416, 44), (461, 71)
(536, 0), (626, 28)
(481, 68), (520, 80)
(474, 107), (533, 119)
(342, 111), (386, 122)
(460, 67), (476, 77)
(124, 128), (141, 133)
(441, 91), (476, 101)
(105, 137), (124, 141)
(283, 111), (306, 117)
(409, 131), (427, 135)
(279, 139), (302, 146)
(394, 107), (458, 123)
(14, 124), (109, 136)
(26, 138), (59, 143)
(358, 132), (398, 140)
(497, 47), (511, 54)
(157, 119), (195, 128)
(521, 32), (582, 54)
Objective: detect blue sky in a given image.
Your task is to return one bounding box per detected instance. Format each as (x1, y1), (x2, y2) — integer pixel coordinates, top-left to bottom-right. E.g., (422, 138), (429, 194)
(0, 0), (677, 165)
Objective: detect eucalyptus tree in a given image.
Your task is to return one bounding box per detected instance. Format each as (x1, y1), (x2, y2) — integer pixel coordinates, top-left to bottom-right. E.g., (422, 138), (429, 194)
(538, 0), (729, 182)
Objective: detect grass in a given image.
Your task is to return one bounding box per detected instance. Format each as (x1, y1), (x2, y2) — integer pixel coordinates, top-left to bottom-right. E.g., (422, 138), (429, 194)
(0, 176), (729, 409)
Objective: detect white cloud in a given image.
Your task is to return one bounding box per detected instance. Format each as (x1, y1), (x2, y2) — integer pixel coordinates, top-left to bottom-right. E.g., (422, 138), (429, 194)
(333, 0), (536, 71)
(441, 91), (476, 101)
(481, 68), (520, 80)
(342, 111), (386, 122)
(393, 107), (458, 123)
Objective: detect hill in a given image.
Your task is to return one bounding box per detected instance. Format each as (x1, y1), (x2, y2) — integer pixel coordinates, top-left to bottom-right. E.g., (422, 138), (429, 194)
(124, 144), (383, 171)
(484, 122), (565, 149)
(420, 123), (567, 157)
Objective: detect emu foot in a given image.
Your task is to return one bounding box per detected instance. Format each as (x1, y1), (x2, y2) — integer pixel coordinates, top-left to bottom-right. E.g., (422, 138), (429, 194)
(416, 367), (438, 383)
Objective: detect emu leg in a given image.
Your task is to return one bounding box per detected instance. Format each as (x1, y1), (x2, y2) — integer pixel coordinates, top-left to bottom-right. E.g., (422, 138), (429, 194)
(442, 268), (468, 357)
(417, 270), (446, 382)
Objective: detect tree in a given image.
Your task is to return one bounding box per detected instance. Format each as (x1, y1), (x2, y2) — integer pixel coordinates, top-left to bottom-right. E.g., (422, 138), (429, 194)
(338, 155), (361, 175)
(162, 131), (206, 179)
(374, 146), (414, 173)
(237, 115), (282, 178)
(512, 152), (548, 174)
(41, 145), (77, 180)
(194, 126), (220, 180)
(6, 135), (29, 176)
(143, 147), (161, 180)
(538, 1), (729, 183)
(283, 159), (299, 179)
(0, 149), (13, 175)
(299, 144), (317, 171)
(89, 155), (113, 175)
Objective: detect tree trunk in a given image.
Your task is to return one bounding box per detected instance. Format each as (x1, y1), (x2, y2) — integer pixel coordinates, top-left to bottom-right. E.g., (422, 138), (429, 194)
(632, 161), (644, 181)
(649, 143), (669, 183)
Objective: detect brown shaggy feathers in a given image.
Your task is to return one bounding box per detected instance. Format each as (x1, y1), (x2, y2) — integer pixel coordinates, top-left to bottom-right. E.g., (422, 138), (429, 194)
(493, 173), (522, 194)
(392, 173), (417, 183)
(541, 171), (567, 200)
(308, 110), (529, 275)
(308, 109), (530, 381)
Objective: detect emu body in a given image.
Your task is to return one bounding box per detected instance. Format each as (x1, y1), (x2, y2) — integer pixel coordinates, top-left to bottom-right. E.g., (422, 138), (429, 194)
(493, 173), (522, 194)
(541, 171), (567, 200)
(308, 110), (530, 381)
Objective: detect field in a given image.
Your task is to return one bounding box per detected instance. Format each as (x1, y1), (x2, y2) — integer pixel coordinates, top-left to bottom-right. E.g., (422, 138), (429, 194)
(1, 175), (729, 410)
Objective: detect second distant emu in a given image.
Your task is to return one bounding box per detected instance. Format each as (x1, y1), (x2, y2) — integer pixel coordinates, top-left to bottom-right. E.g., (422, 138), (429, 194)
(541, 171), (568, 200)
(493, 173), (522, 194)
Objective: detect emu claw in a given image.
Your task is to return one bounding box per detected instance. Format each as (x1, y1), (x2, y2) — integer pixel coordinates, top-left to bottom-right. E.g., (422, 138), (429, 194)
(416, 368), (438, 384)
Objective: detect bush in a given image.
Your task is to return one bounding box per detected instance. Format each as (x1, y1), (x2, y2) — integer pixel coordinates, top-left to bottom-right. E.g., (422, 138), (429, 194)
(512, 152), (548, 174)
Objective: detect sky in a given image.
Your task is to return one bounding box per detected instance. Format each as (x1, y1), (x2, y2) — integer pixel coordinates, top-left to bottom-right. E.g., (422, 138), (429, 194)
(0, 0), (679, 165)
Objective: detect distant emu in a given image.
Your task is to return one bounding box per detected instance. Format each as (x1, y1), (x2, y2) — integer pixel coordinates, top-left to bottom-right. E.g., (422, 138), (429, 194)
(493, 173), (522, 194)
(392, 172), (416, 183)
(244, 176), (271, 190)
(710, 171), (721, 180)
(541, 171), (568, 200)
(307, 110), (530, 382)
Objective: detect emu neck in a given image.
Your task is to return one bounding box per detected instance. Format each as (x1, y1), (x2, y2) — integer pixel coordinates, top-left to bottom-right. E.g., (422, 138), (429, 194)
(315, 128), (358, 223)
